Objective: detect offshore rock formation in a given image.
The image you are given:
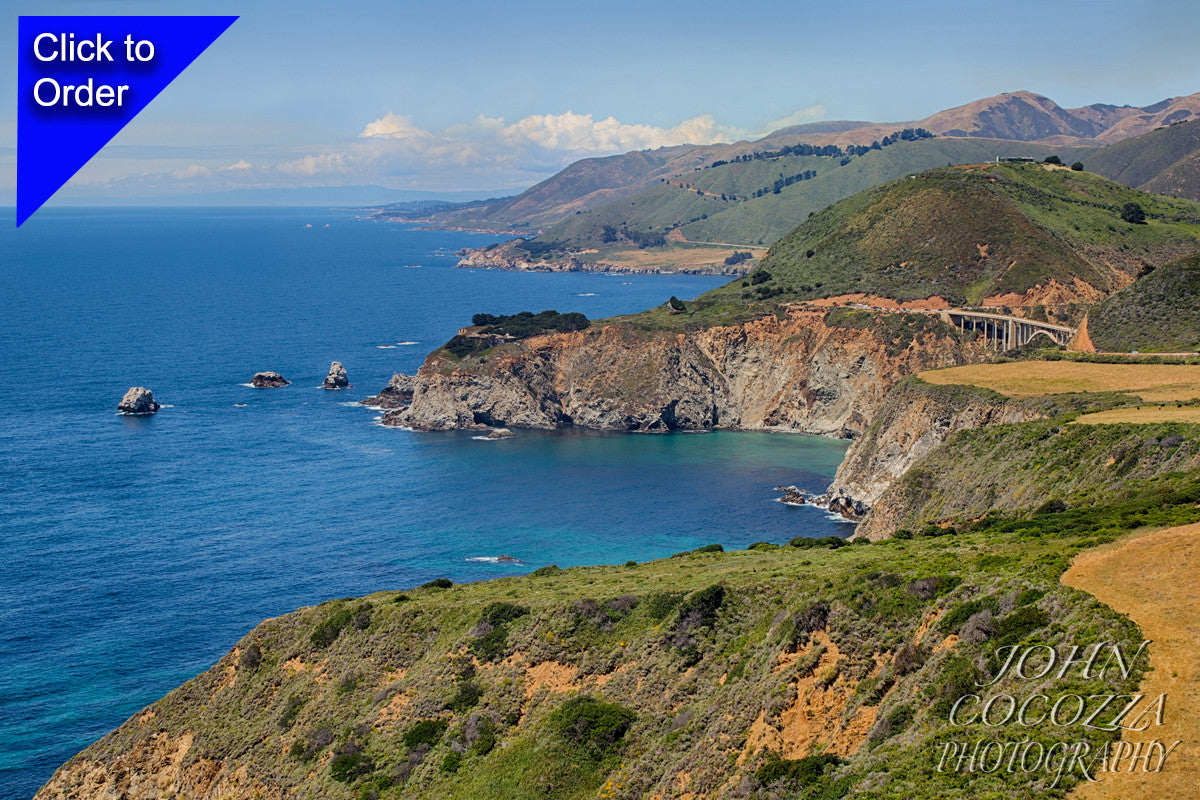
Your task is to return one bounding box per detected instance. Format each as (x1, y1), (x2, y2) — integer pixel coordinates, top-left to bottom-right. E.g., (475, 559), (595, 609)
(117, 387), (160, 415)
(323, 361), (350, 390)
(361, 373), (415, 408)
(385, 308), (985, 436)
(824, 380), (1046, 538)
(250, 372), (289, 388)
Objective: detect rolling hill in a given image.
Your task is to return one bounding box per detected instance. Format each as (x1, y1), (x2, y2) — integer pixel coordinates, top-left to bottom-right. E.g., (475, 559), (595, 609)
(1087, 253), (1200, 352)
(1084, 119), (1200, 202)
(703, 162), (1200, 308)
(383, 91), (1200, 238)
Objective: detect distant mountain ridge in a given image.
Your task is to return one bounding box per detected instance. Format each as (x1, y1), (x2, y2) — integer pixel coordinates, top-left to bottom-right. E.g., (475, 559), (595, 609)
(385, 90), (1200, 242)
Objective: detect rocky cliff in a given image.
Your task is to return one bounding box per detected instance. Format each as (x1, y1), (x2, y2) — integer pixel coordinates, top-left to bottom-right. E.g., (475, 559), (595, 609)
(824, 379), (1046, 533)
(386, 308), (987, 436)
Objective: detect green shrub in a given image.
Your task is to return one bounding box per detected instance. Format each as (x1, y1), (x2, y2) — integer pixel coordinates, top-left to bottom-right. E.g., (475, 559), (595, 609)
(330, 751), (372, 783)
(403, 720), (448, 749)
(446, 681), (483, 713)
(529, 565), (562, 577)
(692, 543), (724, 553)
(755, 752), (845, 785)
(479, 602), (530, 627)
(644, 592), (684, 620)
(469, 626), (509, 662)
(442, 751), (463, 773)
(548, 696), (636, 759)
(676, 585), (726, 627)
(789, 535), (848, 549)
(991, 606), (1050, 650)
(420, 578), (453, 590)
(238, 643), (262, 671)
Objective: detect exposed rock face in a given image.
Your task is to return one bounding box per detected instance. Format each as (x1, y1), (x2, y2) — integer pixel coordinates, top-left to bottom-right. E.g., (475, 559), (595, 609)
(387, 308), (985, 435)
(117, 387), (160, 414)
(322, 361), (349, 390)
(484, 427), (515, 439)
(360, 373), (415, 408)
(250, 372), (289, 388)
(825, 380), (1045, 540)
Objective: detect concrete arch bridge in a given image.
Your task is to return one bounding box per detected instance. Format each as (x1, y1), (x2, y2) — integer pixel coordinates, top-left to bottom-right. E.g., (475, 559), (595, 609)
(936, 309), (1075, 349)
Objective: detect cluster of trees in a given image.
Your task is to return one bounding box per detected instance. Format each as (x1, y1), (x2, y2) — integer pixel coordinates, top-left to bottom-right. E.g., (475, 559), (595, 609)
(751, 169), (818, 198)
(600, 224), (667, 249)
(706, 128), (934, 170)
(445, 310), (590, 358)
(724, 250), (752, 266)
(470, 310), (590, 337)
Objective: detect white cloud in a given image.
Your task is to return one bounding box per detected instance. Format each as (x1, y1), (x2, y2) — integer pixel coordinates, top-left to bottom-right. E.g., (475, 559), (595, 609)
(764, 105), (828, 131)
(55, 106), (832, 198)
(361, 109), (750, 155)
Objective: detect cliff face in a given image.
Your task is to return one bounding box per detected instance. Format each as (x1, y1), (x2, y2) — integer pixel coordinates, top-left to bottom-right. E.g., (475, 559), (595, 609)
(825, 380), (1046, 535)
(389, 309), (985, 437)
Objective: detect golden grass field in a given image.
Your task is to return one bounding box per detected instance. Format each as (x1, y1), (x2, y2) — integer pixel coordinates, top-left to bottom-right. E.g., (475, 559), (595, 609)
(583, 245), (767, 270)
(919, 361), (1200, 403)
(1073, 405), (1200, 425)
(1063, 524), (1200, 799)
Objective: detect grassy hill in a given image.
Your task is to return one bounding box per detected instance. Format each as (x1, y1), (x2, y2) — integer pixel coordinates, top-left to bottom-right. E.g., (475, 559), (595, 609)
(41, 497), (1176, 800)
(702, 163), (1200, 308)
(1088, 253), (1200, 352)
(1085, 119), (1200, 199)
(528, 138), (1087, 251)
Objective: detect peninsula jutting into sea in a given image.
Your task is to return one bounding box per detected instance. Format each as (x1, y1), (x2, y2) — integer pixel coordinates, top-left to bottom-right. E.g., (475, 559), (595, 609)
(6, 2), (1200, 798)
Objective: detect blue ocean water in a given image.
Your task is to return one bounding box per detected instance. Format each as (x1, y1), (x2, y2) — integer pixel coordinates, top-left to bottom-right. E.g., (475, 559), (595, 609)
(0, 208), (852, 798)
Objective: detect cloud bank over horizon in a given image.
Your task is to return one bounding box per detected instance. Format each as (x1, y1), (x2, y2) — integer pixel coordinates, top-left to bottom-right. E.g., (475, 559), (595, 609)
(30, 106), (826, 202)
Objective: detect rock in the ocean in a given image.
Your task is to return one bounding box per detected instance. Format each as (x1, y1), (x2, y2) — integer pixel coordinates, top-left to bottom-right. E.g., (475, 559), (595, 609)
(776, 485), (808, 506)
(484, 427), (515, 440)
(250, 372), (289, 388)
(323, 361), (350, 390)
(118, 387), (160, 414)
(496, 554), (522, 563)
(361, 373), (414, 408)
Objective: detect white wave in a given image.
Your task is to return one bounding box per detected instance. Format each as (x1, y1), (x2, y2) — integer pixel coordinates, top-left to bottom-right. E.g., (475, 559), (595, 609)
(375, 419), (414, 431)
(576, 292), (597, 296)
(397, 341), (420, 346)
(470, 435), (504, 441)
(238, 383), (256, 388)
(376, 344), (396, 349)
(159, 404), (175, 408)
(465, 556), (524, 564)
(234, 403), (247, 407)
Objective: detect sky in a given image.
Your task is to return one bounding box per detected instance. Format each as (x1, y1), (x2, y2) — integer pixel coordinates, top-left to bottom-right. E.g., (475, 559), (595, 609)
(2, 0), (1199, 203)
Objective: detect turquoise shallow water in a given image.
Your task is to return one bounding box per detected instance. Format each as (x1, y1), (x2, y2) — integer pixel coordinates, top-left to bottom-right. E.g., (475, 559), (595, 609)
(0, 208), (852, 798)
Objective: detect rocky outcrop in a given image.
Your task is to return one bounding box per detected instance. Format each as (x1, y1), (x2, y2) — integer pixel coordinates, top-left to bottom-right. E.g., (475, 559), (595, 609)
(825, 379), (1046, 539)
(322, 362), (349, 390)
(484, 427), (515, 439)
(118, 387), (160, 414)
(387, 308), (986, 435)
(250, 372), (289, 388)
(360, 373), (414, 408)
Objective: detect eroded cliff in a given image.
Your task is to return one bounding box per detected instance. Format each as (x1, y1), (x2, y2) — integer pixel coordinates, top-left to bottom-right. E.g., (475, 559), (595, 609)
(387, 308), (987, 438)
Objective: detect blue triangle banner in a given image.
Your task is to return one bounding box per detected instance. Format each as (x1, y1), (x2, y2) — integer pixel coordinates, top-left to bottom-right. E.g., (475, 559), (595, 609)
(17, 16), (238, 226)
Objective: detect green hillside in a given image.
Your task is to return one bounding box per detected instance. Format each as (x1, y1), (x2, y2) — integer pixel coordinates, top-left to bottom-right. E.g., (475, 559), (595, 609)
(703, 163), (1200, 307)
(1085, 119), (1200, 194)
(49, 499), (1169, 800)
(527, 138), (1087, 251)
(1088, 253), (1200, 352)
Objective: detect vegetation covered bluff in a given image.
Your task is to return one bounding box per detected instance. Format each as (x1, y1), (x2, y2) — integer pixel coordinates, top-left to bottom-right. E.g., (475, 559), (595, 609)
(39, 497), (1185, 800)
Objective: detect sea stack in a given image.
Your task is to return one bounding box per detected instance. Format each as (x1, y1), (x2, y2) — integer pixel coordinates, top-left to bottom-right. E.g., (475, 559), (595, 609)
(117, 387), (160, 414)
(323, 361), (350, 390)
(250, 372), (289, 388)
(361, 373), (415, 408)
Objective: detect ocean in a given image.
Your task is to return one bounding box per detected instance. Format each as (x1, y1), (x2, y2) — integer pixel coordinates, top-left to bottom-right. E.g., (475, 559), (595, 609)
(0, 207), (852, 798)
